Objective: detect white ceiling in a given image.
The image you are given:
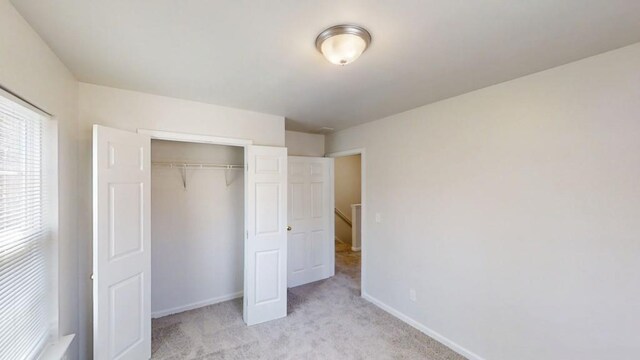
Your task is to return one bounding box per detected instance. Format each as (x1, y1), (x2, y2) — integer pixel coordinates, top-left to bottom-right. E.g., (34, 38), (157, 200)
(11, 0), (640, 132)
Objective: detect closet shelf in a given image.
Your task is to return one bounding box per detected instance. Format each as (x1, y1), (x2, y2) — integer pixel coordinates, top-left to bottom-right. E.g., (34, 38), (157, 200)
(152, 162), (244, 188)
(152, 162), (244, 170)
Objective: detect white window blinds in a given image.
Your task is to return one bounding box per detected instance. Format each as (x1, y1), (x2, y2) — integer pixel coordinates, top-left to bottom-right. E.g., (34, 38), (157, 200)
(0, 93), (50, 359)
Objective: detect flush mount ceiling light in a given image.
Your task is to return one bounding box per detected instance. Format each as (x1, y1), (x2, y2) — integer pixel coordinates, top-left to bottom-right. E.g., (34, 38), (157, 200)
(316, 24), (372, 66)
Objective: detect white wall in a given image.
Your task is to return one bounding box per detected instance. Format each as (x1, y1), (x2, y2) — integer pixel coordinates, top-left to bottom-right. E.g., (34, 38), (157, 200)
(79, 83), (285, 145)
(0, 1), (79, 358)
(285, 130), (324, 156)
(151, 140), (244, 316)
(77, 83), (285, 358)
(326, 43), (640, 360)
(334, 155), (361, 245)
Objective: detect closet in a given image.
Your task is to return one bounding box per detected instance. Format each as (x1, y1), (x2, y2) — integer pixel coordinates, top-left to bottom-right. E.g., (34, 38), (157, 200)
(150, 139), (244, 318)
(92, 125), (288, 358)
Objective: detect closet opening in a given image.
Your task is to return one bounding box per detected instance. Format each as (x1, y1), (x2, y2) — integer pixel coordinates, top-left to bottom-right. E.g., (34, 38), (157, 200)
(149, 139), (245, 355)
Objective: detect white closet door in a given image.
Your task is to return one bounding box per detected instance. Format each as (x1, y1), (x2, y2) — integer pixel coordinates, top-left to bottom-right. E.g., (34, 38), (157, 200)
(287, 157), (334, 287)
(244, 145), (288, 325)
(93, 125), (151, 360)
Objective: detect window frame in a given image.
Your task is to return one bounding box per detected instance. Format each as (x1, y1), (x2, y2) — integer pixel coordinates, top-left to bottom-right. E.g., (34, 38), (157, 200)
(0, 87), (60, 359)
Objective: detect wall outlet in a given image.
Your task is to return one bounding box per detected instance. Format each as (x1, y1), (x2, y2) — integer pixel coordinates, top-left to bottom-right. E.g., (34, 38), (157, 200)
(409, 288), (417, 302)
(375, 212), (382, 223)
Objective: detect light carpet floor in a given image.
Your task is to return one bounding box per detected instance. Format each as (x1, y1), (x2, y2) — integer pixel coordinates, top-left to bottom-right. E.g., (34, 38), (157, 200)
(151, 241), (465, 359)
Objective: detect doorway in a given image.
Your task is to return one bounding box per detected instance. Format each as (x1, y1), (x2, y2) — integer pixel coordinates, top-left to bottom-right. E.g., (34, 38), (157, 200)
(327, 149), (366, 294)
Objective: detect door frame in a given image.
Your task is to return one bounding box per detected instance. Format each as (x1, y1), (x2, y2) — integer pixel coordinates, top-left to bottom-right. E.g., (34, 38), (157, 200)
(137, 129), (253, 147)
(136, 128), (253, 318)
(325, 148), (367, 296)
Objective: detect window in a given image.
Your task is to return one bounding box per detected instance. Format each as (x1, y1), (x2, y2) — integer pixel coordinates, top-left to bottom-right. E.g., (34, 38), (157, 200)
(0, 92), (52, 359)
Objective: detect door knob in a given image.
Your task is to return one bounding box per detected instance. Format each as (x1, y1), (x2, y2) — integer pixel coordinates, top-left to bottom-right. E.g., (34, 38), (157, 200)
(287, 226), (292, 231)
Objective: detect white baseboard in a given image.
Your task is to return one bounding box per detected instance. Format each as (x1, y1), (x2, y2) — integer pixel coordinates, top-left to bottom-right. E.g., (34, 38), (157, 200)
(335, 236), (346, 244)
(362, 292), (485, 360)
(351, 246), (361, 251)
(152, 291), (243, 318)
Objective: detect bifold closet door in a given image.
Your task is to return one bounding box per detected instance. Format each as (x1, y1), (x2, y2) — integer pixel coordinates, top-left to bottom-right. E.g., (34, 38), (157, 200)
(244, 145), (288, 325)
(93, 125), (151, 360)
(287, 156), (335, 288)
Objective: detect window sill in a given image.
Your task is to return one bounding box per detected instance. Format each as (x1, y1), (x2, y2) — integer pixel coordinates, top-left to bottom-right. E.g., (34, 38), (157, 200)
(39, 334), (75, 360)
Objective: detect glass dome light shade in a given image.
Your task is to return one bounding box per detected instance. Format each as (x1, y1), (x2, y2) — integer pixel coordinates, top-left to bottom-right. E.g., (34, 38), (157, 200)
(320, 33), (367, 65)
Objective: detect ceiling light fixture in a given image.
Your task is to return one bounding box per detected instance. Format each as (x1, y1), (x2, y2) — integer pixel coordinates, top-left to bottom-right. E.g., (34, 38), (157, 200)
(316, 24), (371, 66)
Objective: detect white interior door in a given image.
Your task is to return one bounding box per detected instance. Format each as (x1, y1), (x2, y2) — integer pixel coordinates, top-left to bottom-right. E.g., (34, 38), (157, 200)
(287, 157), (334, 287)
(244, 145), (288, 325)
(93, 125), (151, 360)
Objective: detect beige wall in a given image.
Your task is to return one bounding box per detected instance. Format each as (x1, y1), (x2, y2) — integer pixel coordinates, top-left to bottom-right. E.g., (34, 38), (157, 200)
(0, 0), (79, 358)
(5, 1), (640, 357)
(285, 130), (325, 156)
(77, 83), (285, 358)
(326, 43), (640, 360)
(334, 155), (361, 245)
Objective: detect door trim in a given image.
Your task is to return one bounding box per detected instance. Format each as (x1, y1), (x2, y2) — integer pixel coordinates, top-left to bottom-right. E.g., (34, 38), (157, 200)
(137, 129), (253, 146)
(325, 148), (366, 296)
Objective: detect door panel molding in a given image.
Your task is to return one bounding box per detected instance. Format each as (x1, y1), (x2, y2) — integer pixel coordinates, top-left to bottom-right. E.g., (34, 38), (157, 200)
(94, 125), (151, 360)
(244, 145), (288, 325)
(287, 156), (334, 288)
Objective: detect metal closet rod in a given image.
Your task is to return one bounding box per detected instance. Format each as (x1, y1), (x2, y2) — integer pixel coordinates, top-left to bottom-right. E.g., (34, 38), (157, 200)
(151, 161), (245, 170)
